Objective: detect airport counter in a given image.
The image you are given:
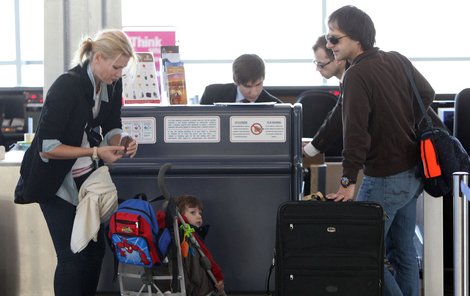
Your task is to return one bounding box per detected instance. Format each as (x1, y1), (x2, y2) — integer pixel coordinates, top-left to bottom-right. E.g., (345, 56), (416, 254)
(0, 149), (444, 295)
(0, 150), (55, 296)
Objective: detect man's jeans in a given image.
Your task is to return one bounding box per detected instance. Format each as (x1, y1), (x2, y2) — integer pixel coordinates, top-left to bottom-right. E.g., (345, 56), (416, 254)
(357, 167), (422, 296)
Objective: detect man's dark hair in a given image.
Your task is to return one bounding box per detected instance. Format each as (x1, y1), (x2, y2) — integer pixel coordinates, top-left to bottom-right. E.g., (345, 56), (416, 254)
(232, 54), (265, 85)
(313, 35), (335, 61)
(328, 5), (376, 51)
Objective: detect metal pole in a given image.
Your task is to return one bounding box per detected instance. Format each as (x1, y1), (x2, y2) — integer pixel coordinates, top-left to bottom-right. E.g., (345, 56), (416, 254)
(453, 172), (469, 296)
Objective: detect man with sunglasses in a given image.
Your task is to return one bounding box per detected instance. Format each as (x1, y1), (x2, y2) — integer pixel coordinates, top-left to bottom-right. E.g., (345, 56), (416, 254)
(303, 35), (347, 158)
(323, 5), (435, 296)
(313, 35), (347, 81)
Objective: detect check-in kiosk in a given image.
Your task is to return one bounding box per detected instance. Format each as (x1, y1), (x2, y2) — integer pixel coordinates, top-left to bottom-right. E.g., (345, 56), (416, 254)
(98, 103), (303, 293)
(0, 87), (43, 149)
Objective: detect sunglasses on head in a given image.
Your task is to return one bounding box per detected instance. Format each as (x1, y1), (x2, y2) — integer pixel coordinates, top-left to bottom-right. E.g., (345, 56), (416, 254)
(325, 34), (348, 45)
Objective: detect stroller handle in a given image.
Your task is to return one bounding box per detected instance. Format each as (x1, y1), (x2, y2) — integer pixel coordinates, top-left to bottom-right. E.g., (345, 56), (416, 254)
(158, 163), (172, 200)
(158, 162), (221, 290)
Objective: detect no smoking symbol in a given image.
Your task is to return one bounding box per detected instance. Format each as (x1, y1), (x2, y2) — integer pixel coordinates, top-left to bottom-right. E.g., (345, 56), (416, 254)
(250, 123), (263, 135)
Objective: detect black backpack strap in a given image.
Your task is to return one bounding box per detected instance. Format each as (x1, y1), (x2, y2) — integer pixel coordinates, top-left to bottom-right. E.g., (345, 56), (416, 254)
(112, 250), (119, 282)
(131, 192), (165, 203)
(391, 51), (433, 130)
(133, 192), (148, 200)
(149, 195), (165, 203)
(103, 221), (120, 282)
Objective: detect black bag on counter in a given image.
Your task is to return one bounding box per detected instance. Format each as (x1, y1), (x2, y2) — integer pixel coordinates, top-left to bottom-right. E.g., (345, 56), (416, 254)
(14, 176), (26, 203)
(14, 140), (75, 204)
(14, 144), (34, 204)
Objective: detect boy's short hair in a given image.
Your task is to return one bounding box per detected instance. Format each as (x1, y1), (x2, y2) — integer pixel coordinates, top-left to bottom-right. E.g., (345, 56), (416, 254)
(174, 195), (203, 213)
(232, 54), (265, 85)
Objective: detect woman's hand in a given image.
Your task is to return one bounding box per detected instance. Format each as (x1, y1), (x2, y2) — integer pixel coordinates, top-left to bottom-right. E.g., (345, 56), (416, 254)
(97, 146), (125, 164)
(117, 134), (138, 158)
(124, 137), (138, 158)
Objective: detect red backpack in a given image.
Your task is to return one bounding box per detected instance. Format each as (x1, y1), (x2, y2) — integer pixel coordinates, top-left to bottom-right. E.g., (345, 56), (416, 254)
(108, 194), (171, 267)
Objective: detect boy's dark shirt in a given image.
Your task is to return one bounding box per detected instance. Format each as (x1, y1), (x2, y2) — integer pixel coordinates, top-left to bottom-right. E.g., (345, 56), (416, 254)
(199, 83), (282, 104)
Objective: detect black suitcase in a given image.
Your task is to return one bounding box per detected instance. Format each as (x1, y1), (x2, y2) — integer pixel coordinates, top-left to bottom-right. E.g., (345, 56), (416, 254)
(275, 200), (384, 296)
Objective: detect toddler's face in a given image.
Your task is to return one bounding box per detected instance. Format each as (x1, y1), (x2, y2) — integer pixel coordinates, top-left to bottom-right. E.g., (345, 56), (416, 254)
(183, 206), (203, 227)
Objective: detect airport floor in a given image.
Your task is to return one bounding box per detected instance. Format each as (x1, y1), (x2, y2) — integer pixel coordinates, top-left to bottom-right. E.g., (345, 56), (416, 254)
(95, 281), (430, 296)
(95, 293), (264, 296)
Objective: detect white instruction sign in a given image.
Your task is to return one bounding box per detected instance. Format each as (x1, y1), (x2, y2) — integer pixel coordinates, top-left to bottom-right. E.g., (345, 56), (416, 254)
(230, 116), (286, 142)
(121, 117), (156, 144)
(164, 116), (220, 143)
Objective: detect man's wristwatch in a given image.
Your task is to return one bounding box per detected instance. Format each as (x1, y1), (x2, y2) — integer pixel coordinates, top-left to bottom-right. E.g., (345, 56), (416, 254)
(340, 176), (356, 188)
(92, 146), (99, 161)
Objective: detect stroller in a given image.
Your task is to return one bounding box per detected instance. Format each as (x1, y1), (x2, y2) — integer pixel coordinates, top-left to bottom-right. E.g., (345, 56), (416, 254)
(109, 163), (222, 296)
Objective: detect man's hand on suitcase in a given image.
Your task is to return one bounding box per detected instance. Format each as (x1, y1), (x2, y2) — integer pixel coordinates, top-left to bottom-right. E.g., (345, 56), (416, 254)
(326, 185), (355, 202)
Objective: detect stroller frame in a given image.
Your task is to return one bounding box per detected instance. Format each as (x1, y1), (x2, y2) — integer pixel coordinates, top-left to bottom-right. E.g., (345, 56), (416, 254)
(117, 211), (186, 296)
(114, 164), (187, 296)
(114, 163), (220, 296)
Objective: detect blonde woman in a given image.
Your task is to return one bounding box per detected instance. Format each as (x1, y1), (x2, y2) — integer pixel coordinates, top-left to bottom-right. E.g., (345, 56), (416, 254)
(17, 29), (138, 296)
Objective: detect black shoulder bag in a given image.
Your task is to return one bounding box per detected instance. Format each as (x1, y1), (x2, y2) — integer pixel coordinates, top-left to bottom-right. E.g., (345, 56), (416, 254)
(396, 53), (470, 197)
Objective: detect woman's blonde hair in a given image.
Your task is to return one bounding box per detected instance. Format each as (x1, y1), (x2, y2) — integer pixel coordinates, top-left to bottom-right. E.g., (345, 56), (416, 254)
(72, 29), (136, 66)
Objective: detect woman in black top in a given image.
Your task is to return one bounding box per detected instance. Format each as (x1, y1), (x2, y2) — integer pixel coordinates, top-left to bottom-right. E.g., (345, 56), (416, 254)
(18, 29), (138, 296)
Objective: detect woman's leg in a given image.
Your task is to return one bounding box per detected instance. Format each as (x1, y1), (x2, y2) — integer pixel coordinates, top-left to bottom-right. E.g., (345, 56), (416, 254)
(40, 196), (105, 296)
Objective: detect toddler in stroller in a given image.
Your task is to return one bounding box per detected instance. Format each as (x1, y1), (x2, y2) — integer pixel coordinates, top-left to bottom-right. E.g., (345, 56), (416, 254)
(108, 163), (226, 296)
(175, 195), (226, 296)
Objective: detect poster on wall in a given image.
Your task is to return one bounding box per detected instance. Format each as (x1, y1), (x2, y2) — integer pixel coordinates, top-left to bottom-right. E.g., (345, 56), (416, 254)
(165, 62), (187, 105)
(122, 52), (161, 104)
(124, 28), (176, 104)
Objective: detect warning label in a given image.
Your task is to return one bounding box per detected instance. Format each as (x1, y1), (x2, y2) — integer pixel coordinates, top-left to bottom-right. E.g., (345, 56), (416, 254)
(230, 116), (286, 142)
(164, 116), (220, 143)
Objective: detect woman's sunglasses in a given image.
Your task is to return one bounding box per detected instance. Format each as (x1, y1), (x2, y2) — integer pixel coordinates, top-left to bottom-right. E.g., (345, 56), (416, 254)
(325, 35), (348, 45)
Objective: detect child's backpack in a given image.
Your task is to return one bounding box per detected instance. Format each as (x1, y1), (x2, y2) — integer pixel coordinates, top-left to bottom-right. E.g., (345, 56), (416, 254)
(108, 193), (171, 267)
